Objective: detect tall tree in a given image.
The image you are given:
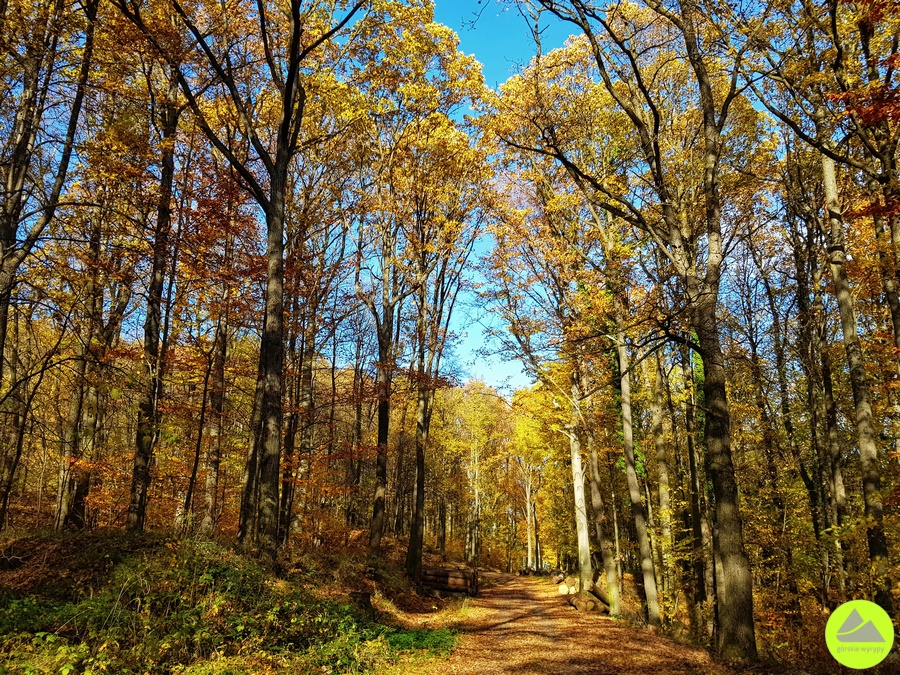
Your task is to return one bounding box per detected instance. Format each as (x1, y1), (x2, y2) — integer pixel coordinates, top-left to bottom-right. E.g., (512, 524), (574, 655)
(507, 2), (758, 657)
(348, 0), (484, 564)
(405, 118), (488, 581)
(115, 0), (365, 555)
(0, 0), (98, 516)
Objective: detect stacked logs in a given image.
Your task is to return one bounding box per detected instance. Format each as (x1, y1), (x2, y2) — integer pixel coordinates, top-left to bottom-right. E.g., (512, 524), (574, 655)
(566, 590), (609, 613)
(420, 566), (478, 597)
(554, 574), (609, 613)
(556, 575), (580, 595)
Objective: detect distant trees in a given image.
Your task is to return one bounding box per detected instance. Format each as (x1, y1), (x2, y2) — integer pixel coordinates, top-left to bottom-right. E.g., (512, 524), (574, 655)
(344, 0), (488, 565)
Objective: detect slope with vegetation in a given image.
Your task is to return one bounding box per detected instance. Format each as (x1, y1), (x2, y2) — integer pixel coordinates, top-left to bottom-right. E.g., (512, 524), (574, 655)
(0, 531), (457, 674)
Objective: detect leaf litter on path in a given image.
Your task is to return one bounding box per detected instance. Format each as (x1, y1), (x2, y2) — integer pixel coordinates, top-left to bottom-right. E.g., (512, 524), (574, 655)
(424, 572), (735, 675)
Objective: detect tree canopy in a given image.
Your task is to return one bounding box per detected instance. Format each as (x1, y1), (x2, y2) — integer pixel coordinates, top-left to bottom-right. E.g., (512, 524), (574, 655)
(1, 0), (898, 669)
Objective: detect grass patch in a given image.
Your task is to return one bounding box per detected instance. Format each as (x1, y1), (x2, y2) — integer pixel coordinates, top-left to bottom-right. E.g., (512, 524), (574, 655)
(384, 627), (456, 654)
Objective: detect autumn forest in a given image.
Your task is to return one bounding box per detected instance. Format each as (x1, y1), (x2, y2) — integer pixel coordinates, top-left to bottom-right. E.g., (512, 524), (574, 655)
(1, 0), (899, 671)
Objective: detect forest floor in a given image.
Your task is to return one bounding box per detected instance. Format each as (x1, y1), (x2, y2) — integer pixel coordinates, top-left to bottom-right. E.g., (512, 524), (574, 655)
(419, 572), (736, 675)
(3, 532), (855, 674)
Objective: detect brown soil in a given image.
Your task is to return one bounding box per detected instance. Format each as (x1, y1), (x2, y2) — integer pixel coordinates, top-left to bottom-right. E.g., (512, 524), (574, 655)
(429, 572), (736, 675)
(0, 530), (166, 600)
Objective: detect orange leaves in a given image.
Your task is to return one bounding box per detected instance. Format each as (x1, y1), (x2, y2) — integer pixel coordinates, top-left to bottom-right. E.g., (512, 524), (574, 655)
(352, 0), (485, 118)
(841, 0), (900, 28)
(827, 85), (900, 127)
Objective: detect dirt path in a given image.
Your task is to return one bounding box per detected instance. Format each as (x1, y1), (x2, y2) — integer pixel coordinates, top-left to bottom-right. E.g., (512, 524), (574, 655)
(430, 573), (733, 675)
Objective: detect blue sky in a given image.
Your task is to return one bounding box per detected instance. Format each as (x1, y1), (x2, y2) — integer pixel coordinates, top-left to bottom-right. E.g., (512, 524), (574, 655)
(434, 1), (572, 88)
(431, 1), (574, 394)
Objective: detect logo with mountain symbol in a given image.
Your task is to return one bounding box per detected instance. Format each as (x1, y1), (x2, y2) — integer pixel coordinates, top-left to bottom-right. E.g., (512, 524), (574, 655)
(826, 599), (894, 669)
(835, 608), (885, 643)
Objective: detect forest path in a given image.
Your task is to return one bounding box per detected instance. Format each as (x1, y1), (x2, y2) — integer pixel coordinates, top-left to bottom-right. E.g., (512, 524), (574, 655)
(427, 572), (732, 675)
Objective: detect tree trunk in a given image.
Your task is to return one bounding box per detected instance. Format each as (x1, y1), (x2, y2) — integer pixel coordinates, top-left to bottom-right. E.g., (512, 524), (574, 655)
(238, 355), (265, 545)
(525, 478), (534, 570)
(55, 339), (89, 530)
(392, 403), (408, 537)
(67, 379), (99, 530)
(181, 356), (212, 532)
(0, 315), (32, 528)
(128, 76), (179, 532)
(465, 441), (483, 569)
(821, 343), (848, 601)
(650, 352), (673, 601)
(821, 152), (893, 614)
(345, 327), (365, 527)
(868, 182), (900, 354)
(586, 428), (621, 615)
(438, 498), (447, 561)
(692, 293), (755, 657)
(406, 382), (430, 581)
(615, 323), (661, 626)
(255, 173), (287, 559)
(201, 305), (228, 536)
(682, 346), (714, 640)
(368, 314), (393, 563)
(569, 372), (593, 597)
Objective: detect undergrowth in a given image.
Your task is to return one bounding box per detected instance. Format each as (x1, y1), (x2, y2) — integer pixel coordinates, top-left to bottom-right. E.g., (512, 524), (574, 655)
(0, 536), (456, 674)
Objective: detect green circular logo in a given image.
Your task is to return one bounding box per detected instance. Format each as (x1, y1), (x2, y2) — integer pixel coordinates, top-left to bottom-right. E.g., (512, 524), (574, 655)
(826, 599), (895, 669)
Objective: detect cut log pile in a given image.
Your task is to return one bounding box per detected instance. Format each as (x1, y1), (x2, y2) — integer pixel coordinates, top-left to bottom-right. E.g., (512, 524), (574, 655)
(517, 568), (551, 576)
(566, 590), (609, 613)
(420, 566), (478, 597)
(553, 575), (610, 613)
(556, 575), (580, 595)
